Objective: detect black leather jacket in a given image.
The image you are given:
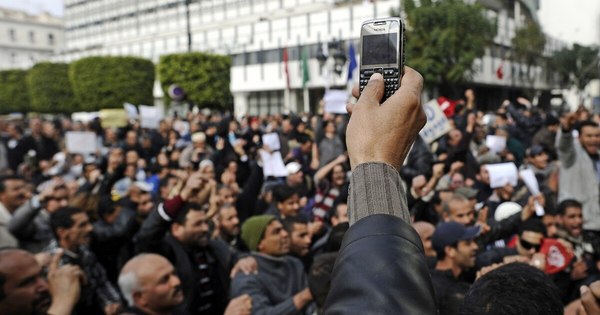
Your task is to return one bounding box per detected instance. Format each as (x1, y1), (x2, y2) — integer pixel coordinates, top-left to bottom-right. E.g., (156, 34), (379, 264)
(324, 214), (437, 314)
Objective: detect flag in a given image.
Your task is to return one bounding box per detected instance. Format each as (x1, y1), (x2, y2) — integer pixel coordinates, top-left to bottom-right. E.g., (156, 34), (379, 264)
(282, 47), (290, 89)
(347, 42), (357, 83)
(496, 61), (504, 80)
(301, 47), (310, 88)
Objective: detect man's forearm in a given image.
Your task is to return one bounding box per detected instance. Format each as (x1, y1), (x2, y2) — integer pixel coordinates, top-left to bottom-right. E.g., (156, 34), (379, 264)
(348, 162), (410, 225)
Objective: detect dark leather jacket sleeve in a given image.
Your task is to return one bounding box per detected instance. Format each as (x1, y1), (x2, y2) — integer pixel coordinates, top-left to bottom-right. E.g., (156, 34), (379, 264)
(324, 162), (437, 314)
(323, 214), (437, 314)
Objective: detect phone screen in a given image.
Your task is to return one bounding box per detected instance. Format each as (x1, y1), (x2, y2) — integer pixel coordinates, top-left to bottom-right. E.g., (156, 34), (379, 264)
(361, 33), (398, 65)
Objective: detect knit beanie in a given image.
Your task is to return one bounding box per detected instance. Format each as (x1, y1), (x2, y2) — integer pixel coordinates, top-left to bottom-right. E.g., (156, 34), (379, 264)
(241, 215), (276, 252)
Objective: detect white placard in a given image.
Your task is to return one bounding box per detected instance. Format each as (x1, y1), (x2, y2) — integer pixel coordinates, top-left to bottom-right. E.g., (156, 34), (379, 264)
(71, 112), (99, 123)
(259, 150), (288, 177)
(262, 133), (281, 151)
(519, 168), (545, 216)
(173, 120), (190, 136)
(65, 131), (97, 154)
(486, 162), (518, 189)
(139, 105), (162, 129)
(486, 135), (507, 153)
(123, 102), (138, 119)
(419, 100), (452, 144)
(323, 90), (349, 114)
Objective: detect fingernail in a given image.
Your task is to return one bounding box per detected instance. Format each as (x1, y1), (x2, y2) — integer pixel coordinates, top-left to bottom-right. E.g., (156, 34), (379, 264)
(370, 73), (383, 81)
(581, 285), (590, 295)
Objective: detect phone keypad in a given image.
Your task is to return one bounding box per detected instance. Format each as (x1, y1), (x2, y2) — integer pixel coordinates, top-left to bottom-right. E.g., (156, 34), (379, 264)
(359, 67), (400, 101)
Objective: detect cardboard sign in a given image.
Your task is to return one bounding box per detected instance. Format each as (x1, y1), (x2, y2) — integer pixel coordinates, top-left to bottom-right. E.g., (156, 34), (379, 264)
(323, 90), (349, 114)
(259, 150), (288, 178)
(262, 133), (281, 151)
(420, 100), (452, 144)
(486, 135), (507, 153)
(486, 163), (518, 188)
(139, 105), (162, 129)
(99, 109), (128, 128)
(65, 131), (97, 154)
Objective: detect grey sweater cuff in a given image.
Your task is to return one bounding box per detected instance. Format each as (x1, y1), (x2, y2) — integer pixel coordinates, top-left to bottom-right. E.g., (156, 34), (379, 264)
(348, 162), (410, 225)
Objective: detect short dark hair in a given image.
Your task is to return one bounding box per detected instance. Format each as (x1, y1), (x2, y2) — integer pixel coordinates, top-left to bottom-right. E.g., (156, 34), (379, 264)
(297, 134), (312, 144)
(435, 241), (457, 261)
(50, 207), (84, 238)
(0, 175), (24, 193)
(461, 263), (562, 315)
(282, 215), (309, 233)
(308, 252), (338, 309)
(576, 120), (599, 134)
(173, 202), (205, 225)
(557, 199), (582, 216)
(272, 184), (297, 203)
(519, 218), (547, 237)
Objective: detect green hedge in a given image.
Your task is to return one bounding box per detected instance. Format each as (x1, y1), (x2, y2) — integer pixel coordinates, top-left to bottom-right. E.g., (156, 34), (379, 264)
(27, 62), (75, 113)
(69, 56), (154, 111)
(158, 52), (232, 109)
(0, 70), (29, 114)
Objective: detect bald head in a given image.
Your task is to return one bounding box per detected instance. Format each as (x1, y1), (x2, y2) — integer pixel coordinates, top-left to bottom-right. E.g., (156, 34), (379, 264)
(118, 254), (183, 312)
(0, 248), (51, 315)
(412, 221), (435, 239)
(412, 222), (436, 257)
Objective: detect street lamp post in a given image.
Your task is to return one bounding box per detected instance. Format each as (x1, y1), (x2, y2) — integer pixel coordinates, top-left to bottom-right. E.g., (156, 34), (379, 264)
(185, 0), (192, 52)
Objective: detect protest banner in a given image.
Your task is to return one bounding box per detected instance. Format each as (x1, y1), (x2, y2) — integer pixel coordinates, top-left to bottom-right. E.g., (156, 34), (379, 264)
(65, 131), (97, 154)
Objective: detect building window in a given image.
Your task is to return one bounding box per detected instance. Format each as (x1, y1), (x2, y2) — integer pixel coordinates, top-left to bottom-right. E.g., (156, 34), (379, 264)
(48, 33), (55, 45)
(29, 31), (35, 43)
(9, 29), (16, 41)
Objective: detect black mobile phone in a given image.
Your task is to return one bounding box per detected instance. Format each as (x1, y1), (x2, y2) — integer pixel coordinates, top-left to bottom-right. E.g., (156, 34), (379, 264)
(359, 17), (405, 102)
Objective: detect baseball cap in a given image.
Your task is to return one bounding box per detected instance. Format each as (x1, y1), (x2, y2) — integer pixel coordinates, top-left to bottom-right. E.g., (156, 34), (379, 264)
(432, 222), (481, 253)
(526, 145), (545, 157)
(286, 162), (302, 175)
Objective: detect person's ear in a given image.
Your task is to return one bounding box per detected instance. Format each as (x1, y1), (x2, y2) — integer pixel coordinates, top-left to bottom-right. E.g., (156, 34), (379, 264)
(133, 290), (146, 307)
(56, 227), (69, 241)
(445, 246), (456, 258)
(171, 223), (184, 240)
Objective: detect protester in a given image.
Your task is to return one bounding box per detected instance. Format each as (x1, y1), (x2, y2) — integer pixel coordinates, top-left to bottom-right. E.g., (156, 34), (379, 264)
(231, 215), (314, 314)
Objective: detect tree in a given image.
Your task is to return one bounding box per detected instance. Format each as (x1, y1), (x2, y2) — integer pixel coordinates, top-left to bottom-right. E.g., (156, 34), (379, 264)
(403, 0), (495, 92)
(157, 52), (232, 110)
(553, 44), (599, 92)
(0, 70), (29, 114)
(69, 56), (155, 111)
(27, 62), (76, 113)
(511, 21), (546, 92)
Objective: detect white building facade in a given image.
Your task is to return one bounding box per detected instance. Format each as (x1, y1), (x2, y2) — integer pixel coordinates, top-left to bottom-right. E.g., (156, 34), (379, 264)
(0, 8), (64, 70)
(62, 0), (562, 115)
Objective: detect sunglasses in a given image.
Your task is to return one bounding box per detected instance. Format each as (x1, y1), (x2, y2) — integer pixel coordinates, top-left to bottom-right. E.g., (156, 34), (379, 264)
(520, 238), (541, 252)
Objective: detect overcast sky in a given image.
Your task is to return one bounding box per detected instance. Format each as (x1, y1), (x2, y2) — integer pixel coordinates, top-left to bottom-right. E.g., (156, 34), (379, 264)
(0, 0), (598, 46)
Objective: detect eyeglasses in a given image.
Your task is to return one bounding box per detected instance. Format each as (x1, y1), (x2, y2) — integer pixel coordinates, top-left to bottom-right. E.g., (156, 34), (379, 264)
(519, 238), (541, 252)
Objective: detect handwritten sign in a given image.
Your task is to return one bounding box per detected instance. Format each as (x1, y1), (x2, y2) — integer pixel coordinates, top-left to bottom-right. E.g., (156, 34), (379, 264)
(419, 100), (452, 144)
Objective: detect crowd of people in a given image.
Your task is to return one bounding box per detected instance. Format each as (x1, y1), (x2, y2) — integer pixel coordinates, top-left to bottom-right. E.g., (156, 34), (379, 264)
(1, 69), (600, 315)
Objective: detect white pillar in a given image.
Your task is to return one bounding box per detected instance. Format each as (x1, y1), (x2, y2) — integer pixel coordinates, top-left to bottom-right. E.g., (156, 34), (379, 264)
(233, 92), (249, 119)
